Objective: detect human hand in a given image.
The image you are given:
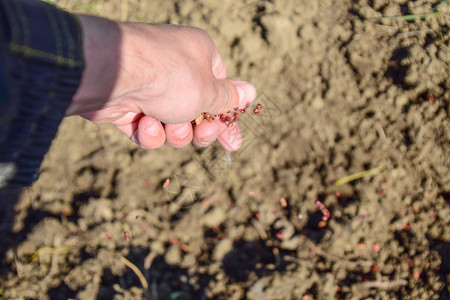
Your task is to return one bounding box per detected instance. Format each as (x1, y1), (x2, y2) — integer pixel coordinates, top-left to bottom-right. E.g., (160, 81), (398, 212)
(67, 15), (256, 151)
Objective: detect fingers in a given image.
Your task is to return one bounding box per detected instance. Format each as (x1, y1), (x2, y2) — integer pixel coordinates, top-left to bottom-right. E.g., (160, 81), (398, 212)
(164, 123), (193, 148)
(207, 79), (257, 115)
(193, 119), (242, 151)
(113, 114), (194, 149)
(131, 115), (166, 149)
(193, 119), (221, 147)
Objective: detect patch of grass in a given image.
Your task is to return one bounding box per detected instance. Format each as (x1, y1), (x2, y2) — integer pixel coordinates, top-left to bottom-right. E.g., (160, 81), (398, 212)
(374, 0), (449, 22)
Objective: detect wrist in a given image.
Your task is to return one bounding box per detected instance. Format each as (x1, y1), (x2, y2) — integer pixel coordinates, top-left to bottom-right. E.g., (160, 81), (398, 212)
(66, 14), (122, 116)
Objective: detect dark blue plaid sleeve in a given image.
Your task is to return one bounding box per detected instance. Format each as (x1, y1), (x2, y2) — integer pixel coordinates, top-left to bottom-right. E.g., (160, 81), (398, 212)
(0, 0), (85, 190)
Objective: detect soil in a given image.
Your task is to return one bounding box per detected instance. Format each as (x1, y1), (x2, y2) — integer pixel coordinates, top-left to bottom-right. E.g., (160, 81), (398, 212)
(1, 0), (449, 299)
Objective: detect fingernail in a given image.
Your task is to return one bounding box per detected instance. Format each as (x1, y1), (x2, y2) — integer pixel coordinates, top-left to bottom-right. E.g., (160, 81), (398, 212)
(173, 124), (190, 138)
(237, 83), (257, 108)
(146, 120), (160, 136)
(237, 86), (245, 103)
(200, 135), (215, 144)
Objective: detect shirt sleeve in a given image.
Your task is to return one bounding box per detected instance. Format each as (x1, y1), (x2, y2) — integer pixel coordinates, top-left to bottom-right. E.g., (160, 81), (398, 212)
(0, 0), (85, 190)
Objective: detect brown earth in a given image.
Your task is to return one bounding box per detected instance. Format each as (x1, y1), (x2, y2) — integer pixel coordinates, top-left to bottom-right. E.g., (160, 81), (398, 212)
(1, 0), (449, 299)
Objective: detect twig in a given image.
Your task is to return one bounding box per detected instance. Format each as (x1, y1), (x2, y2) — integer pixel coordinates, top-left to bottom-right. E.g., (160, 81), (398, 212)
(283, 255), (315, 268)
(30, 246), (69, 261)
(224, 150), (232, 168)
(120, 255), (149, 290)
(334, 163), (386, 186)
(305, 240), (373, 268)
(120, 0), (128, 22)
(364, 279), (408, 290)
(375, 124), (387, 140)
(251, 218), (268, 240)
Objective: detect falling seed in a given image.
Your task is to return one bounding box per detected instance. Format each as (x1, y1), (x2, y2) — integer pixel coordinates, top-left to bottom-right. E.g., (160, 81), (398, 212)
(373, 242), (381, 252)
(297, 212), (303, 219)
(318, 221), (327, 228)
(125, 231), (130, 241)
(357, 243), (365, 250)
(280, 198), (288, 207)
(163, 178), (170, 189)
(336, 192), (341, 198)
(105, 231), (112, 239)
(371, 264), (380, 273)
(381, 189), (386, 195)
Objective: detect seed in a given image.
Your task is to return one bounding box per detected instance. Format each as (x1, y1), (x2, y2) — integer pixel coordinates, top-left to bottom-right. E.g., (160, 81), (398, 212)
(193, 114), (204, 125)
(318, 221), (327, 228)
(373, 242), (381, 252)
(163, 178), (170, 189)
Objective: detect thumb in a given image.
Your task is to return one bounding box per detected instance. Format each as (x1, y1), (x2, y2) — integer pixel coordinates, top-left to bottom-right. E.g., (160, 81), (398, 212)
(208, 79), (256, 114)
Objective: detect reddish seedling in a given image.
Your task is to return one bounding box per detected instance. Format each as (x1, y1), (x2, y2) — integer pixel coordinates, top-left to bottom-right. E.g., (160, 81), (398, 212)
(315, 199), (330, 221)
(163, 178), (170, 189)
